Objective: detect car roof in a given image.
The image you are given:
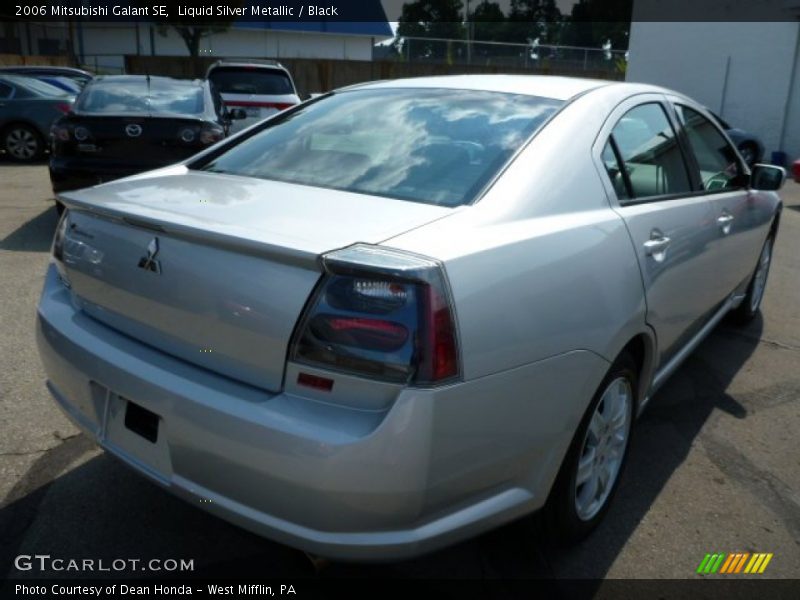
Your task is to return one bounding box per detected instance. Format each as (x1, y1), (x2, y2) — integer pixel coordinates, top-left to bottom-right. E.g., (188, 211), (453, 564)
(90, 75), (204, 87)
(207, 60), (289, 73)
(0, 73), (46, 86)
(0, 66), (92, 77)
(347, 75), (669, 102)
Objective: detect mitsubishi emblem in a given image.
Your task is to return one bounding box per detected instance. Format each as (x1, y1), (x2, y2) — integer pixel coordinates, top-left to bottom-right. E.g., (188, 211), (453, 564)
(137, 237), (162, 274)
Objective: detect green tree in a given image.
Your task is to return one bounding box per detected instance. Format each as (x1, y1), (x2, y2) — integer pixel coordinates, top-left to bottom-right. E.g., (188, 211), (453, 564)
(396, 0), (465, 60)
(560, 0), (631, 50)
(470, 1), (506, 42)
(506, 0), (562, 45)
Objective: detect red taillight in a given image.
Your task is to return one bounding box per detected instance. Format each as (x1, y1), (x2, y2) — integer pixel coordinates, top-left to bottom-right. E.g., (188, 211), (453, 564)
(52, 125), (70, 141)
(290, 244), (460, 385)
(55, 103), (71, 114)
(297, 372), (334, 391)
(200, 126), (224, 145)
(421, 287), (459, 381)
(320, 316), (408, 351)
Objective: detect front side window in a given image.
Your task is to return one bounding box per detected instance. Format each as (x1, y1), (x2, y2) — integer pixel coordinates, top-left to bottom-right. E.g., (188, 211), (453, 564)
(675, 105), (745, 192)
(198, 88), (563, 207)
(607, 103), (692, 201)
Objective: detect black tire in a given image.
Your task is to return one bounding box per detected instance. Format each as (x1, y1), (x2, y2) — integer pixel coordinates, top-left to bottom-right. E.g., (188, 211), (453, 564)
(3, 123), (45, 162)
(730, 234), (774, 325)
(544, 351), (638, 544)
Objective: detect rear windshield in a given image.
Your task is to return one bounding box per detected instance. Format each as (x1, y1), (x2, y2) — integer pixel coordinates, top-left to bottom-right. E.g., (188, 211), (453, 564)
(76, 78), (204, 115)
(199, 88), (562, 207)
(209, 67), (295, 95)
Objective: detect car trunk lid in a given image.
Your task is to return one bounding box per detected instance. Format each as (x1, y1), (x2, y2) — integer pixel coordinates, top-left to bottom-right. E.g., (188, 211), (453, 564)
(62, 115), (209, 164)
(56, 167), (453, 391)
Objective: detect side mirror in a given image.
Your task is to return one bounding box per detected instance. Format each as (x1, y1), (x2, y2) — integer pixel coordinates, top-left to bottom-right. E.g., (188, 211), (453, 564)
(750, 164), (786, 191)
(227, 107), (247, 121)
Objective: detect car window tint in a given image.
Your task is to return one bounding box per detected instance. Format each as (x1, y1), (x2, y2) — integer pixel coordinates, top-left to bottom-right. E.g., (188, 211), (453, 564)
(15, 77), (68, 97)
(209, 68), (294, 95)
(610, 103), (691, 200)
(77, 78), (204, 115)
(0, 82), (12, 99)
(676, 105), (744, 191)
(602, 141), (629, 200)
(200, 88), (562, 207)
(14, 86), (33, 99)
(209, 83), (223, 117)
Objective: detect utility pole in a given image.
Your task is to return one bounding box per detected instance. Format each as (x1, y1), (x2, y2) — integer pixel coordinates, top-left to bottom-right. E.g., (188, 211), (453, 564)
(465, 0), (471, 65)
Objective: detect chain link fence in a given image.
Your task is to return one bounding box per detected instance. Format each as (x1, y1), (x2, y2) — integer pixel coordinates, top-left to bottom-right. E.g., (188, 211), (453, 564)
(376, 37), (628, 76)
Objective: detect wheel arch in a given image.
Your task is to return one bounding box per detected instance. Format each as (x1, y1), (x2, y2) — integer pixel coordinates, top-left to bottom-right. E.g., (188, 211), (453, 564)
(612, 329), (658, 416)
(1, 120), (48, 160)
(1, 119), (47, 139)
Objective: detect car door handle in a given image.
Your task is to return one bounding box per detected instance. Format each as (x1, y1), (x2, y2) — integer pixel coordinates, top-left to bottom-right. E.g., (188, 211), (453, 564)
(717, 213), (734, 234)
(643, 232), (671, 261)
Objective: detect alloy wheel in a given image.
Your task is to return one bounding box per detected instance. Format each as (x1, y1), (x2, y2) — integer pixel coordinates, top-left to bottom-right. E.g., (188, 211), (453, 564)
(6, 127), (39, 160)
(574, 376), (633, 521)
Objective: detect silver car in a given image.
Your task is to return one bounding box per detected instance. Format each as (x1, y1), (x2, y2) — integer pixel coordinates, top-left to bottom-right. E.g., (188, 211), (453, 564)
(37, 75), (785, 560)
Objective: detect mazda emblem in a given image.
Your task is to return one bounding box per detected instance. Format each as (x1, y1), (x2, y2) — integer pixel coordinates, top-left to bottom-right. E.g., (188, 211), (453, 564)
(125, 123), (142, 137)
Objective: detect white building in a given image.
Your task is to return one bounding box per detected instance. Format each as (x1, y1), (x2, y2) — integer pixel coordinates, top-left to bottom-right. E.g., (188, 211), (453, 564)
(4, 20), (393, 73)
(626, 2), (800, 164)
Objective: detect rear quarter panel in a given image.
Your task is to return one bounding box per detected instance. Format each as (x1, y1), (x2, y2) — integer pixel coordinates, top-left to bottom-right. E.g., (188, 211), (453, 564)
(5, 98), (64, 138)
(384, 88), (653, 509)
(385, 88), (650, 382)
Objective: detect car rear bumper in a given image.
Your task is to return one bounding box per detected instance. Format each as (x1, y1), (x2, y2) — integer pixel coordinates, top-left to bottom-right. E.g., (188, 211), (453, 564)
(36, 264), (607, 560)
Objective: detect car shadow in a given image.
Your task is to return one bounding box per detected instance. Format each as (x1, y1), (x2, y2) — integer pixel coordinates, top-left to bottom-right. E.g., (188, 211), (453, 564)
(0, 207), (58, 252)
(0, 317), (763, 584)
(322, 316), (763, 581)
(534, 316), (763, 582)
(0, 156), (50, 166)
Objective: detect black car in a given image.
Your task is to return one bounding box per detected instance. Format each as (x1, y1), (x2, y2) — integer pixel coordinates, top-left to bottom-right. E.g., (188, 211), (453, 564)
(49, 75), (245, 194)
(709, 110), (765, 167)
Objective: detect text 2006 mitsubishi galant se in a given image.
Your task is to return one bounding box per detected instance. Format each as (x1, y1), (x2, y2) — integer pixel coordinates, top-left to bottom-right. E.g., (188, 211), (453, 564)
(37, 75), (785, 559)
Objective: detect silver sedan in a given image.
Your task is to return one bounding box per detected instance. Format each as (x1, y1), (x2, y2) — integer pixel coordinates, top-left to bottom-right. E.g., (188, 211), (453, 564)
(37, 75), (785, 560)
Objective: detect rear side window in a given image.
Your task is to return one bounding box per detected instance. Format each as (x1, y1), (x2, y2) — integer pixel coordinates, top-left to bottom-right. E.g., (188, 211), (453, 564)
(209, 67), (295, 96)
(601, 141), (630, 200)
(607, 103), (692, 201)
(199, 88), (562, 207)
(675, 105), (744, 191)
